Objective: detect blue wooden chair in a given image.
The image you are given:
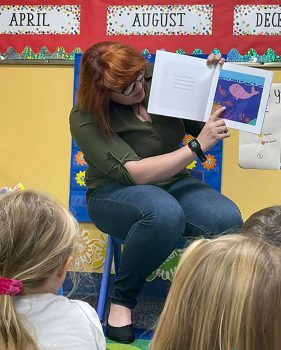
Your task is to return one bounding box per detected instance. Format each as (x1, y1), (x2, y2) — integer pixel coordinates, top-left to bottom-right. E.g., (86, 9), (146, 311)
(57, 286), (64, 295)
(96, 235), (123, 323)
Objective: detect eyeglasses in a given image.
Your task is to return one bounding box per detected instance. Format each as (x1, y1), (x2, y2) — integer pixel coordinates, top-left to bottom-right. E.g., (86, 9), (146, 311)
(113, 69), (145, 96)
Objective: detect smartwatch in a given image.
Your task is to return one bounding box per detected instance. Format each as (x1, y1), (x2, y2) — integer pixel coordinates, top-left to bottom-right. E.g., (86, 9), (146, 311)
(187, 138), (207, 162)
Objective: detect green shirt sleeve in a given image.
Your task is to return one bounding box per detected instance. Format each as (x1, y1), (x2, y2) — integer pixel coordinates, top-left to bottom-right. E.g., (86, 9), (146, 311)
(70, 107), (142, 185)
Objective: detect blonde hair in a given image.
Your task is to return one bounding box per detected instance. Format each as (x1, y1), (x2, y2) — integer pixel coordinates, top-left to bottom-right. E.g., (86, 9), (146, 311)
(150, 235), (281, 350)
(0, 190), (79, 350)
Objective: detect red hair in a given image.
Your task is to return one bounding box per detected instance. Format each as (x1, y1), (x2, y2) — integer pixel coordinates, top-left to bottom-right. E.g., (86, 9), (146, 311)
(76, 41), (147, 135)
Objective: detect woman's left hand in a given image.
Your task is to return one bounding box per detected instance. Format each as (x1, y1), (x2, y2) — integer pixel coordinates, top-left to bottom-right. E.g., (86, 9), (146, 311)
(206, 53), (225, 66)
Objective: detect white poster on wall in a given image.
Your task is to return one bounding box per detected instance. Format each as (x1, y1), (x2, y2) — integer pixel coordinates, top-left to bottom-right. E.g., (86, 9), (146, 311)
(239, 83), (281, 170)
(0, 5), (80, 34)
(233, 5), (281, 36)
(107, 5), (213, 36)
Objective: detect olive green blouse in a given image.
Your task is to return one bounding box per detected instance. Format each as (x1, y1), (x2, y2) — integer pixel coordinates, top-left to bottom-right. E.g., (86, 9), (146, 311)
(69, 64), (202, 189)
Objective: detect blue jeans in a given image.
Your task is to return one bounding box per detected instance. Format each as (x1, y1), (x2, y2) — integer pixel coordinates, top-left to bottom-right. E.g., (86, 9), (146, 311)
(87, 176), (243, 309)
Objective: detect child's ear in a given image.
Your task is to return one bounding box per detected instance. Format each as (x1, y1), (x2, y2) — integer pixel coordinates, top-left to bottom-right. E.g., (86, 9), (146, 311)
(57, 256), (74, 282)
(64, 256), (74, 271)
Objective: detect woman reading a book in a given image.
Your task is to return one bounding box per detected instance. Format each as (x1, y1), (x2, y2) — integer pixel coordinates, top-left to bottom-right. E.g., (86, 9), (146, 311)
(70, 41), (243, 344)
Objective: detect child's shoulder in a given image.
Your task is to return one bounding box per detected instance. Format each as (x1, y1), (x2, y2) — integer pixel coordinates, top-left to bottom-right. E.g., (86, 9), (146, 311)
(14, 293), (102, 332)
(15, 294), (105, 350)
(57, 296), (104, 340)
(47, 295), (104, 335)
(54, 295), (99, 320)
(66, 297), (99, 321)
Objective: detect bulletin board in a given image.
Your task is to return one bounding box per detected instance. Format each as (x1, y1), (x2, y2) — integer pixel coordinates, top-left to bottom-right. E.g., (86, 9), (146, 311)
(1, 0), (280, 278)
(0, 0), (281, 62)
(0, 56), (280, 276)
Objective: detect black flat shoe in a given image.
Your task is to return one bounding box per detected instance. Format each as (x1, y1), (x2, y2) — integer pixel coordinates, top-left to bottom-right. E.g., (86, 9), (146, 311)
(107, 323), (135, 344)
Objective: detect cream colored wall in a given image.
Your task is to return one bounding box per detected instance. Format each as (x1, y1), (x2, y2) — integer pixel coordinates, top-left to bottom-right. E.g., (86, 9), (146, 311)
(0, 65), (281, 221)
(0, 65), (73, 207)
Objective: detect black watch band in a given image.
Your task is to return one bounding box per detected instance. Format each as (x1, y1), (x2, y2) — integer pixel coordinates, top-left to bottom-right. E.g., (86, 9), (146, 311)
(187, 138), (207, 163)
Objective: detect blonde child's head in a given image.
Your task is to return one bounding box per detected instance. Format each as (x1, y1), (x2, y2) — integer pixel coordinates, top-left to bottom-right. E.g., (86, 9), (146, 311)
(150, 234), (281, 350)
(0, 190), (79, 350)
(242, 205), (281, 247)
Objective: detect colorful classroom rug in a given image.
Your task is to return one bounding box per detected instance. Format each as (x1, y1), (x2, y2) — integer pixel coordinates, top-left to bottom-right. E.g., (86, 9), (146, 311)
(106, 339), (150, 350)
(106, 328), (151, 350)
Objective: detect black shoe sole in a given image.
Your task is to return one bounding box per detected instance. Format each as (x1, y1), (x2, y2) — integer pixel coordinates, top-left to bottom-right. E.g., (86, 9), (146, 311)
(107, 323), (135, 344)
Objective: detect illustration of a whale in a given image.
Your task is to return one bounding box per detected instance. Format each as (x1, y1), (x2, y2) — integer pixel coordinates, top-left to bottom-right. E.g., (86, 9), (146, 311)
(229, 84), (260, 100)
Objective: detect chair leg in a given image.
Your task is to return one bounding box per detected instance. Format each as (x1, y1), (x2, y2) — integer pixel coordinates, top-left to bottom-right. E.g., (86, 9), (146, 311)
(97, 235), (114, 323)
(57, 286), (63, 296)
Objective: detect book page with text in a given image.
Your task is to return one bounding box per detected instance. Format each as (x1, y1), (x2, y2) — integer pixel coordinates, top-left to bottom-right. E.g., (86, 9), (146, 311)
(147, 50), (215, 121)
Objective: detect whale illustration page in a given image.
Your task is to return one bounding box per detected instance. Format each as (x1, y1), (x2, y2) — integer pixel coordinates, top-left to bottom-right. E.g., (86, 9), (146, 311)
(205, 62), (273, 134)
(148, 51), (273, 134)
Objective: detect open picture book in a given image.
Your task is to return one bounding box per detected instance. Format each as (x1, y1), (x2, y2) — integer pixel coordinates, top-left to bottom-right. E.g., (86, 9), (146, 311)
(147, 50), (273, 134)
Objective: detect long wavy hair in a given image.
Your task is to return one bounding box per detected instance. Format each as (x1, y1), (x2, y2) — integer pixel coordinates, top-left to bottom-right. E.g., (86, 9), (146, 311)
(76, 41), (147, 135)
(0, 190), (79, 350)
(150, 234), (281, 350)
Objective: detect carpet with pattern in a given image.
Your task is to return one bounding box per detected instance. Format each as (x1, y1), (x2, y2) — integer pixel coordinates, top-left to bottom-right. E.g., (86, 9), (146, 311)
(106, 339), (150, 350)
